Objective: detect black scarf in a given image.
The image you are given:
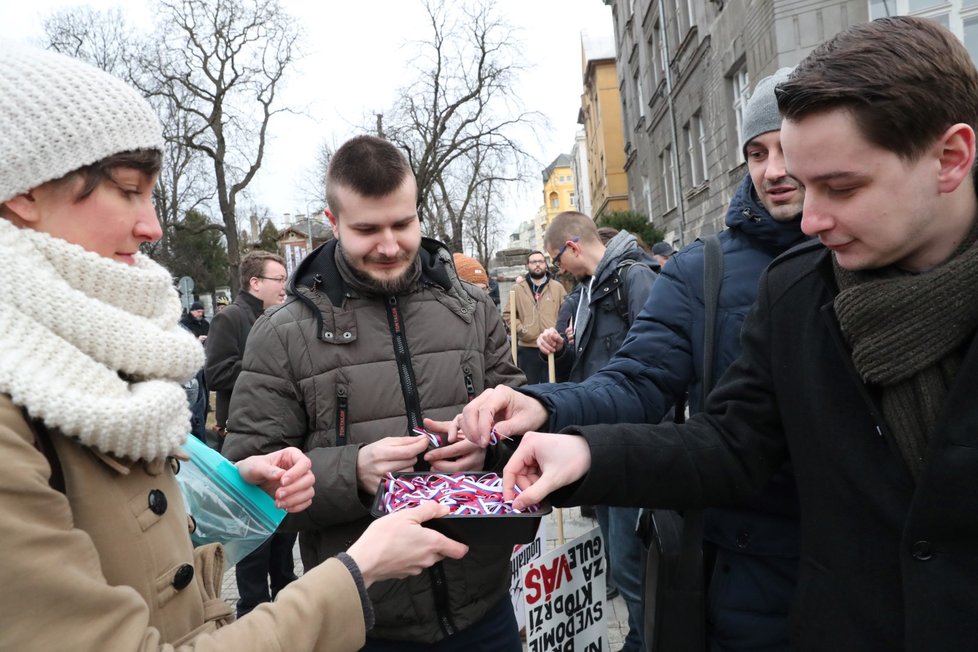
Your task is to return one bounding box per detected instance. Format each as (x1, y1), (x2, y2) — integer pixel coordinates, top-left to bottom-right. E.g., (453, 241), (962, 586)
(833, 219), (978, 478)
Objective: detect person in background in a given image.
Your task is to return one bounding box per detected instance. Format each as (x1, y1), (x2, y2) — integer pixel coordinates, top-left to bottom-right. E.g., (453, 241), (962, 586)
(205, 250), (298, 619)
(180, 301), (210, 342)
(650, 241), (676, 268)
(502, 250), (566, 383)
(0, 43), (466, 652)
(452, 252), (490, 291)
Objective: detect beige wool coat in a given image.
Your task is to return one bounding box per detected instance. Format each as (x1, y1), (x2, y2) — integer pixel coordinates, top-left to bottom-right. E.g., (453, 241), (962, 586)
(0, 395), (367, 651)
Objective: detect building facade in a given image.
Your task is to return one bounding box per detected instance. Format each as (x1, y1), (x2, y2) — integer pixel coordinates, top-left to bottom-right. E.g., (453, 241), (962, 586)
(538, 154), (576, 244)
(570, 127), (594, 218)
(603, 0), (869, 247)
(580, 33), (632, 218)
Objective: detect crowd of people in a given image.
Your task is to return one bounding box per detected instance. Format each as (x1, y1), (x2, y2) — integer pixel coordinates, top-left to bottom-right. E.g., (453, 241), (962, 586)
(4, 13), (978, 652)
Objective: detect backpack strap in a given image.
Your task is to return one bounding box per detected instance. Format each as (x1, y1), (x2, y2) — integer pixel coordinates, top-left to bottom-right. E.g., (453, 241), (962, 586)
(701, 235), (724, 403)
(612, 258), (654, 322)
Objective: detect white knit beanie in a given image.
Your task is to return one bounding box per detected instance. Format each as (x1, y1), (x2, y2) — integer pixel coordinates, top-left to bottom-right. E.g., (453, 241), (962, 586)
(0, 43), (163, 204)
(740, 67), (794, 159)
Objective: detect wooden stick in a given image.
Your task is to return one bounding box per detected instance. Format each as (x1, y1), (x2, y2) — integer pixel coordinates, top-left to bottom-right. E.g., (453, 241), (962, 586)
(547, 350), (565, 544)
(509, 289), (518, 365)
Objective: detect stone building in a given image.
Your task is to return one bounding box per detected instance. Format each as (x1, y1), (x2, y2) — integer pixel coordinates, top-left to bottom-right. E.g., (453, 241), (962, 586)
(603, 0), (869, 247)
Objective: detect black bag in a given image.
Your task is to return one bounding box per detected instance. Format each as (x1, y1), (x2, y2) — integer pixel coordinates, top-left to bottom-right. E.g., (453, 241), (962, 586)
(637, 235), (723, 652)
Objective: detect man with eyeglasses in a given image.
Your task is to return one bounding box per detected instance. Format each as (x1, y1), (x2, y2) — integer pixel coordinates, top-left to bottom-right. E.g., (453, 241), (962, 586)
(204, 249), (295, 618)
(502, 250), (566, 383)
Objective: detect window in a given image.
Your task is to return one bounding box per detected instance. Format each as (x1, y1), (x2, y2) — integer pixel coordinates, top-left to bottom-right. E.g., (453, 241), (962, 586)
(868, 0), (978, 65)
(731, 65), (750, 149)
(660, 145), (676, 210)
(651, 21), (664, 85)
(642, 175), (653, 218)
(550, 192), (559, 209)
(683, 112), (709, 186)
(570, 192), (577, 207)
(674, 0), (695, 43)
(635, 74), (645, 119)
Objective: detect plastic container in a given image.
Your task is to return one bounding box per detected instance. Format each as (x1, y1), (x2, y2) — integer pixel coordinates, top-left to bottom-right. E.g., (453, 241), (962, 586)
(370, 471), (551, 546)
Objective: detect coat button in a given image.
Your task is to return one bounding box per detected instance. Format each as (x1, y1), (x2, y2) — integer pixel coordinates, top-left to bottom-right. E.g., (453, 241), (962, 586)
(911, 540), (933, 561)
(172, 563), (195, 590)
(148, 489), (168, 515)
(735, 531), (751, 549)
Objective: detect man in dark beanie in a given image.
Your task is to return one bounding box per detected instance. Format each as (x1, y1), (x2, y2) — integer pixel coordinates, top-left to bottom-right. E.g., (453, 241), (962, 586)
(457, 66), (808, 651)
(180, 301), (210, 341)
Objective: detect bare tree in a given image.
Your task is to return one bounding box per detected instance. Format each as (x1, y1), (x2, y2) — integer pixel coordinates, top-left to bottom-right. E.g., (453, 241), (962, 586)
(383, 0), (539, 252)
(139, 0), (299, 293)
(42, 6), (133, 75)
(298, 140), (335, 212)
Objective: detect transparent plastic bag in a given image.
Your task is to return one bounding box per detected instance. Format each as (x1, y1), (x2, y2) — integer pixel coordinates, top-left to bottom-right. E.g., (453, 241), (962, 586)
(176, 435), (286, 567)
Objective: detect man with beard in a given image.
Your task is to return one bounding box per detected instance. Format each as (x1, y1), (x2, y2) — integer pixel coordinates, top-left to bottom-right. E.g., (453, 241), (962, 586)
(222, 135), (525, 651)
(180, 301), (210, 341)
(454, 68), (808, 651)
(503, 250), (566, 383)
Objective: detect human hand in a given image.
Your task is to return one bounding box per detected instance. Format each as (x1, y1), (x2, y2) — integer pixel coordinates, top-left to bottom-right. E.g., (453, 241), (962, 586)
(503, 431), (591, 510)
(565, 318), (575, 345)
(536, 327), (564, 355)
(423, 420), (487, 473)
(235, 447), (315, 512)
(455, 386), (549, 447)
(356, 436), (429, 495)
(346, 501), (468, 587)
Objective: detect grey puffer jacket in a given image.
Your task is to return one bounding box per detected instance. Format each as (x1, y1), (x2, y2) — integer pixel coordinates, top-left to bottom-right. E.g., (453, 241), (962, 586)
(223, 238), (525, 644)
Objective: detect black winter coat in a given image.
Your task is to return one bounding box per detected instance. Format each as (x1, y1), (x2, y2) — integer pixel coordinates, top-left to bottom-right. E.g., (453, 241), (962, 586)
(204, 291), (264, 428)
(564, 241), (978, 651)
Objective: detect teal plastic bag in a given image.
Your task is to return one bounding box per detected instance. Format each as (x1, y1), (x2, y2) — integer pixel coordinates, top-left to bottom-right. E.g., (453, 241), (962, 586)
(176, 435), (286, 567)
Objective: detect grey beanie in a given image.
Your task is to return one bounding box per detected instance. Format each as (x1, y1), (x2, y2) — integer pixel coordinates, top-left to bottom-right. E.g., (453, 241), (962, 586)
(740, 67), (794, 158)
(0, 43), (163, 204)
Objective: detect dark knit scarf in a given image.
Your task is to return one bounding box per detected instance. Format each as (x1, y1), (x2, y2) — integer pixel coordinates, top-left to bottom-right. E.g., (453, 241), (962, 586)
(833, 219), (978, 478)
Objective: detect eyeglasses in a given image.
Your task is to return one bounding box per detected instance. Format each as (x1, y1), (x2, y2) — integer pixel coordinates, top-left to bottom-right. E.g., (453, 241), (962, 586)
(257, 275), (287, 284)
(552, 238), (580, 267)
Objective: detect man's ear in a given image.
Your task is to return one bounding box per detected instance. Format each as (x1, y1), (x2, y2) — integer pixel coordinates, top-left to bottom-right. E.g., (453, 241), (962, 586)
(936, 123), (976, 194)
(3, 192), (41, 224)
(324, 208), (339, 239)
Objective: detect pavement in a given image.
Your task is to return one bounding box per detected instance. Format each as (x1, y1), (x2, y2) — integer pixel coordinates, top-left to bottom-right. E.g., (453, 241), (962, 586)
(220, 506), (631, 650)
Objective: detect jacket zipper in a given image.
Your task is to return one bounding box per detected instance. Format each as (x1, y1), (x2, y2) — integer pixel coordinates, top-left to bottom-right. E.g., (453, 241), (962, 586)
(383, 294), (457, 638)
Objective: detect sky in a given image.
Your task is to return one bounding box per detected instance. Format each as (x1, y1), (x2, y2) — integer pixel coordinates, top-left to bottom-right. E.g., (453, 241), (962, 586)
(0, 0), (615, 241)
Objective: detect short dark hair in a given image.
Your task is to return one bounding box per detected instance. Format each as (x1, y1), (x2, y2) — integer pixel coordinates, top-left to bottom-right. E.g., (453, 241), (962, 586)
(50, 149), (162, 200)
(777, 16), (978, 163)
(325, 135), (414, 217)
(239, 250), (285, 290)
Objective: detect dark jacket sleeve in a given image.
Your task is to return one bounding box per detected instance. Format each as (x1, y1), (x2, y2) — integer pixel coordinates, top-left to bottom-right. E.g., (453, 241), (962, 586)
(563, 270), (787, 510)
(521, 254), (696, 430)
(204, 309), (244, 392)
(482, 293), (527, 390)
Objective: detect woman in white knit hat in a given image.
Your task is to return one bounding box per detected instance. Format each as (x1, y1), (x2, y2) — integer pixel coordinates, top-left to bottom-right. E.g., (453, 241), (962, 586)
(0, 44), (466, 650)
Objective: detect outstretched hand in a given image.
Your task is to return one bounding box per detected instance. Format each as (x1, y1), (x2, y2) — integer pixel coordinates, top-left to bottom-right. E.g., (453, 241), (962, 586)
(503, 431), (592, 510)
(235, 447), (315, 512)
(347, 501), (469, 587)
(443, 386), (548, 447)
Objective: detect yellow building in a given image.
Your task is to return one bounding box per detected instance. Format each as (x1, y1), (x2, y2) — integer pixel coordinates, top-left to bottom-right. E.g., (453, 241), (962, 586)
(539, 154), (576, 243)
(580, 33), (630, 218)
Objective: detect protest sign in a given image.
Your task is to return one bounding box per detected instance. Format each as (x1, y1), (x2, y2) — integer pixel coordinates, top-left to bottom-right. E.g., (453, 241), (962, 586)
(522, 527), (608, 652)
(510, 519), (547, 628)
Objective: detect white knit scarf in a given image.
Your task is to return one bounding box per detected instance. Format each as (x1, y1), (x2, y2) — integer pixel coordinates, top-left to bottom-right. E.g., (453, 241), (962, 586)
(0, 219), (204, 461)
